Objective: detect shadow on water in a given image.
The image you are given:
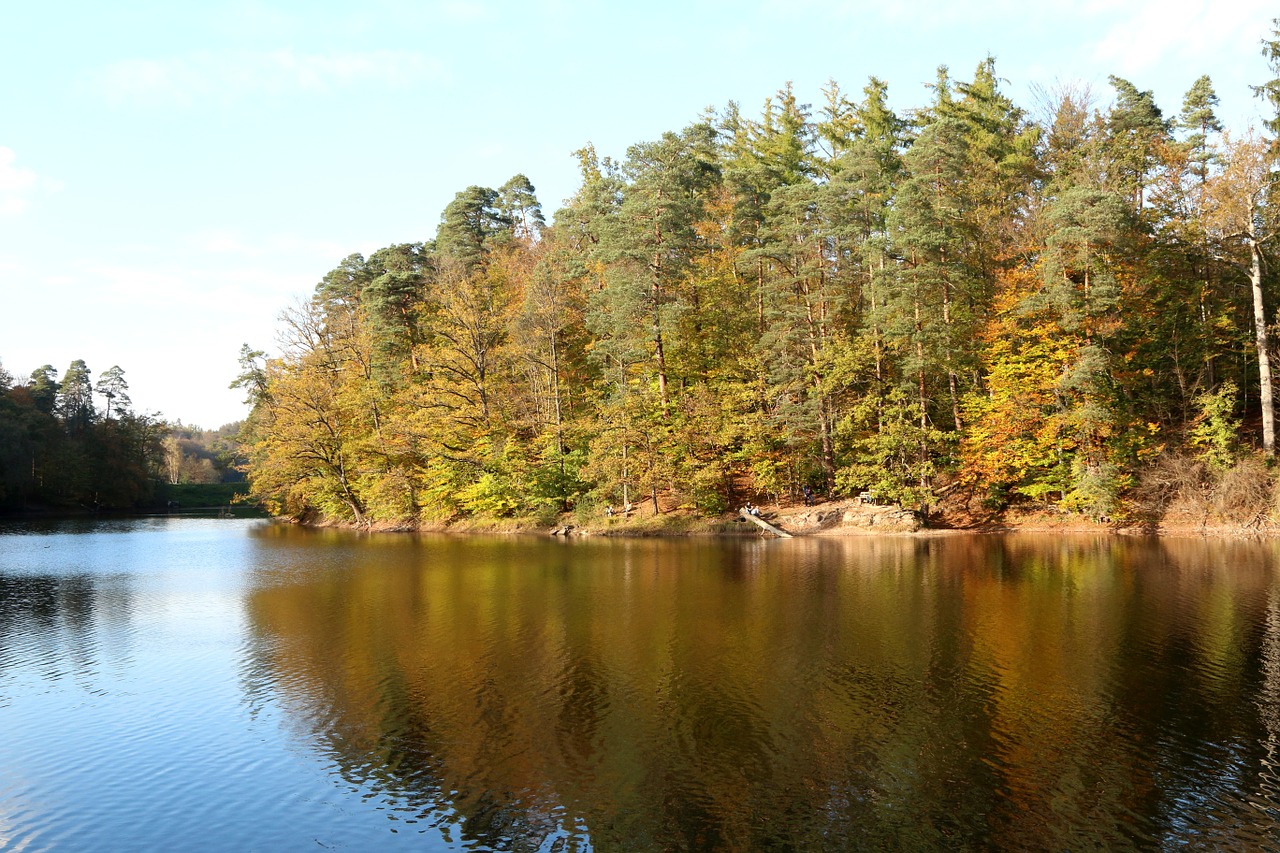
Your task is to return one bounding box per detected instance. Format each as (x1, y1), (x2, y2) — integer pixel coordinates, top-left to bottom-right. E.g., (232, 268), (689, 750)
(238, 530), (1280, 851)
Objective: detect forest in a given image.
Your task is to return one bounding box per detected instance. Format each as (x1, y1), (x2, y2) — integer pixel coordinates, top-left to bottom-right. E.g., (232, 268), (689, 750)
(0, 360), (163, 509)
(0, 359), (244, 511)
(238, 31), (1280, 529)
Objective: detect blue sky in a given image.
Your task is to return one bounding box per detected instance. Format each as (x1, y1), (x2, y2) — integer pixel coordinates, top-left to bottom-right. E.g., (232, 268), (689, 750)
(1, 0), (1276, 428)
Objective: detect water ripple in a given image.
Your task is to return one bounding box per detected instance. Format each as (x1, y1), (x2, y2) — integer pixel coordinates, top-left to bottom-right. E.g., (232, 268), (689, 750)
(8, 524), (1280, 849)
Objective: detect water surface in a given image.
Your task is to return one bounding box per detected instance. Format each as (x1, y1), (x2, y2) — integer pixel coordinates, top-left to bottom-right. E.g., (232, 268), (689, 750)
(2, 518), (1279, 850)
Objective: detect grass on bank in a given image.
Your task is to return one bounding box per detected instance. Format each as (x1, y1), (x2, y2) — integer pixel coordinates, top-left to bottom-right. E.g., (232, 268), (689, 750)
(153, 482), (252, 508)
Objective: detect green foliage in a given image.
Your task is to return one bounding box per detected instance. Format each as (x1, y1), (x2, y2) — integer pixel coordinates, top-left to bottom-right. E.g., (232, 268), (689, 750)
(456, 472), (520, 517)
(58, 359), (95, 433)
(1253, 18), (1280, 138)
(1104, 75), (1170, 209)
(1063, 457), (1123, 519)
(1017, 464), (1072, 504)
(27, 365), (59, 414)
(512, 437), (589, 516)
(1189, 382), (1240, 470)
(95, 365), (130, 419)
(1178, 75), (1223, 181)
(497, 174), (546, 241)
(835, 388), (946, 507)
(436, 185), (511, 270)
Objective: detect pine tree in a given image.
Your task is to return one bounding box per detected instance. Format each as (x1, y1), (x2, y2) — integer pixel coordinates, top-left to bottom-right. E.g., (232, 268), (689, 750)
(596, 122), (720, 412)
(1103, 76), (1169, 212)
(1253, 18), (1280, 139)
(1178, 75), (1223, 183)
(28, 365), (59, 414)
(436, 186), (512, 271)
(57, 360), (95, 433)
(497, 174), (546, 243)
(95, 365), (130, 419)
(362, 243), (431, 378)
(827, 78), (904, 417)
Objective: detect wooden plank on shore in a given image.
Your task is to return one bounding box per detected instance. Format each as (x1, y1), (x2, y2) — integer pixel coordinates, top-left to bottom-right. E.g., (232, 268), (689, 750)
(739, 508), (793, 538)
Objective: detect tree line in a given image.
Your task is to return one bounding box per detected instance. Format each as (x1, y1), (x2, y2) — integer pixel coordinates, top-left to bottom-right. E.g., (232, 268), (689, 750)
(238, 28), (1280, 526)
(0, 359), (165, 509)
(0, 359), (245, 511)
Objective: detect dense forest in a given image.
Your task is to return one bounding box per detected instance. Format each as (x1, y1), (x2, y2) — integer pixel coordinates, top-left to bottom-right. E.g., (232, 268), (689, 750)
(239, 31), (1280, 528)
(0, 359), (244, 511)
(0, 360), (163, 509)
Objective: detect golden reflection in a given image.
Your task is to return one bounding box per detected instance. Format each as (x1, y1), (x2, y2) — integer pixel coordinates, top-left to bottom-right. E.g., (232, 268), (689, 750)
(241, 531), (1280, 851)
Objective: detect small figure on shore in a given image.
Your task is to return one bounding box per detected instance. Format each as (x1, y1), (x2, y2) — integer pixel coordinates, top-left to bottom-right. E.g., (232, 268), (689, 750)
(606, 506), (614, 518)
(802, 484), (813, 506)
(744, 503), (761, 517)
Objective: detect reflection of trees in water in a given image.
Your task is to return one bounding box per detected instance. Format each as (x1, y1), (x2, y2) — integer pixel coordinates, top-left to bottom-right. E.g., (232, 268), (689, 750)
(0, 574), (132, 690)
(242, 533), (1280, 851)
(1259, 589), (1280, 825)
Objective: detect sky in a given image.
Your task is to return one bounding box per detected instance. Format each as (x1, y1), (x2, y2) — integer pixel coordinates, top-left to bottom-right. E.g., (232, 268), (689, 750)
(1, 0), (1277, 429)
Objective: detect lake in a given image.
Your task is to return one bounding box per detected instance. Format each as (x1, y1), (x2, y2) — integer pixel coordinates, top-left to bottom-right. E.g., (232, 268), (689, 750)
(2, 517), (1279, 851)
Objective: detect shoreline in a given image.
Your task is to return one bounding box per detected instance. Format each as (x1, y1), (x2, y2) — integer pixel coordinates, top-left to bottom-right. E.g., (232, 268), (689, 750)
(9, 498), (1274, 540)
(279, 498), (1280, 541)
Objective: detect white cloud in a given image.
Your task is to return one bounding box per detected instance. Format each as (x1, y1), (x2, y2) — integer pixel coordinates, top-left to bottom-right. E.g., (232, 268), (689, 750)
(93, 48), (447, 106)
(1088, 0), (1271, 78)
(0, 148), (37, 216)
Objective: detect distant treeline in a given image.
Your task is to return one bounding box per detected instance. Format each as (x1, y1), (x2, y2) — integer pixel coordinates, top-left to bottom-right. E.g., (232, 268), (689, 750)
(238, 31), (1280, 526)
(0, 360), (244, 511)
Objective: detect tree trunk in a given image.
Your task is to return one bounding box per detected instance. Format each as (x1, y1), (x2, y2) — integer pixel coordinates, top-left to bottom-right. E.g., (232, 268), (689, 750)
(652, 289), (669, 411)
(1251, 236), (1276, 454)
(914, 275), (927, 430)
(621, 429), (630, 511)
(651, 214), (669, 412)
(550, 336), (568, 508)
(941, 285), (961, 432)
(938, 249), (962, 433)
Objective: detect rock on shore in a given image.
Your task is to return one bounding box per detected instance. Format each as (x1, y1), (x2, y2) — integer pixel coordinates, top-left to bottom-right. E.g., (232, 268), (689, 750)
(777, 500), (922, 534)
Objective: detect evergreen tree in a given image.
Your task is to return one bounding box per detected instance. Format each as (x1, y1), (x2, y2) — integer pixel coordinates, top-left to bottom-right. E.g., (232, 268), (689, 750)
(1178, 75), (1223, 183)
(436, 186), (512, 270)
(27, 365), (59, 414)
(595, 121), (720, 411)
(1253, 18), (1280, 139)
(315, 253), (371, 314)
(57, 360), (95, 433)
(362, 243), (431, 377)
(1103, 76), (1169, 211)
(497, 174), (546, 242)
(95, 365), (130, 419)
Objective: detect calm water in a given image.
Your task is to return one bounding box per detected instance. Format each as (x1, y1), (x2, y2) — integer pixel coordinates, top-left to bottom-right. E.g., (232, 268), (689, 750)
(2, 518), (1280, 851)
